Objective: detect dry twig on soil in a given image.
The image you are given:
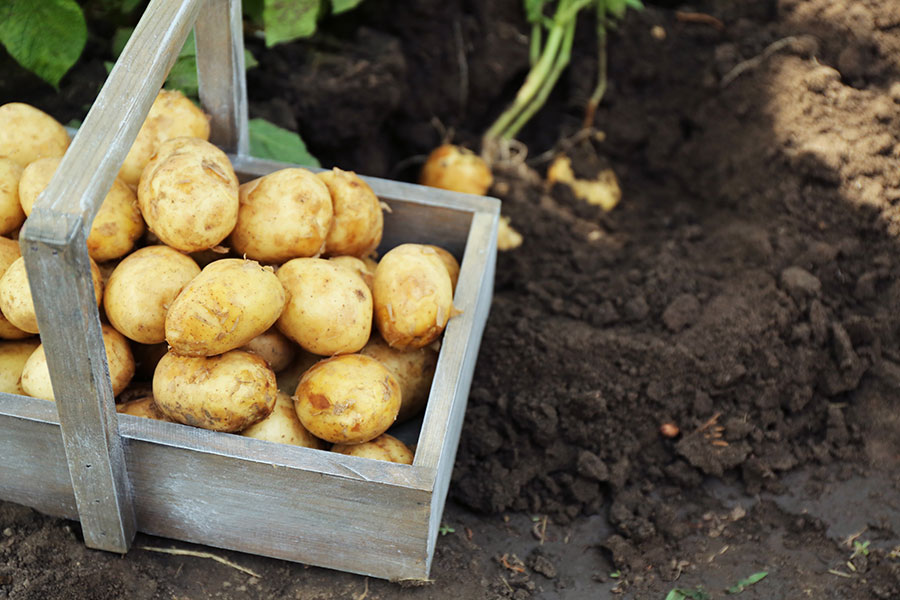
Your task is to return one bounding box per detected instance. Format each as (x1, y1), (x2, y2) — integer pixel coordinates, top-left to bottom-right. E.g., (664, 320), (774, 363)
(139, 546), (261, 578)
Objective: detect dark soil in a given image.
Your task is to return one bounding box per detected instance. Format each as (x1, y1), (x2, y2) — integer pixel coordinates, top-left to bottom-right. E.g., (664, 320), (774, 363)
(3, 0), (900, 598)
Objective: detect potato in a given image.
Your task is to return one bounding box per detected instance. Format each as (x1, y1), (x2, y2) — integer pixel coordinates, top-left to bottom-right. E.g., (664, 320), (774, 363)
(104, 245), (201, 344)
(166, 258), (286, 357)
(425, 245), (459, 292)
(0, 103), (69, 168)
(116, 396), (173, 422)
(0, 159), (25, 235)
(241, 327), (296, 372)
(0, 235), (29, 341)
(317, 168), (383, 258)
(21, 324), (134, 401)
(294, 354), (401, 444)
(19, 157), (144, 261)
(329, 255), (375, 291)
(332, 434), (414, 464)
(373, 244), (454, 350)
(360, 334), (437, 422)
(119, 90), (210, 186)
(419, 144), (493, 196)
(276, 258), (372, 356)
(138, 137), (239, 252)
(229, 168), (333, 263)
(0, 256), (103, 334)
(276, 349), (323, 394)
(153, 349), (277, 432)
(242, 391), (323, 448)
(0, 339), (40, 394)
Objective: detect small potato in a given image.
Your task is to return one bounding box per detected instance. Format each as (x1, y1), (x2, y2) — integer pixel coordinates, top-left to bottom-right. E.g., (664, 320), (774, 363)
(19, 157), (144, 261)
(360, 335), (437, 423)
(242, 391), (323, 448)
(318, 168), (383, 258)
(153, 349), (277, 432)
(373, 244), (454, 351)
(329, 255), (375, 291)
(332, 434), (414, 464)
(104, 246), (201, 344)
(116, 396), (173, 422)
(0, 256), (103, 334)
(0, 239), (33, 340)
(166, 258), (286, 357)
(294, 354), (401, 444)
(0, 103), (69, 168)
(425, 245), (459, 292)
(21, 324), (134, 401)
(119, 90), (211, 186)
(0, 159), (25, 235)
(230, 168), (333, 263)
(241, 328), (296, 373)
(419, 144), (493, 196)
(0, 339), (41, 394)
(276, 349), (323, 395)
(276, 258), (372, 356)
(138, 137), (239, 252)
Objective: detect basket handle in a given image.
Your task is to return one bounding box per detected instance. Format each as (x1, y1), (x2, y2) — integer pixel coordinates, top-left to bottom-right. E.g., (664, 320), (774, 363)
(19, 0), (248, 553)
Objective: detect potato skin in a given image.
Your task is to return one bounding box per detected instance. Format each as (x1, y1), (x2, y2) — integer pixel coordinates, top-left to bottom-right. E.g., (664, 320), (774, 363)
(0, 103), (69, 168)
(329, 255), (375, 291)
(21, 324), (134, 401)
(318, 168), (383, 258)
(276, 258), (372, 356)
(17, 157), (58, 216)
(360, 334), (437, 423)
(242, 391), (323, 448)
(119, 90), (210, 186)
(116, 396), (173, 422)
(373, 244), (454, 350)
(104, 246), (201, 344)
(230, 168), (333, 263)
(294, 354), (401, 444)
(138, 137), (239, 252)
(0, 339), (40, 394)
(419, 144), (493, 196)
(153, 350), (277, 432)
(0, 237), (35, 340)
(166, 258), (287, 357)
(0, 256), (103, 334)
(240, 327), (296, 373)
(332, 434), (414, 464)
(425, 245), (459, 292)
(0, 159), (25, 235)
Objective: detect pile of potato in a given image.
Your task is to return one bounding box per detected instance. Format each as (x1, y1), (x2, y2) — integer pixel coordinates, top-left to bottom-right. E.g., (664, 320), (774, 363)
(0, 93), (460, 465)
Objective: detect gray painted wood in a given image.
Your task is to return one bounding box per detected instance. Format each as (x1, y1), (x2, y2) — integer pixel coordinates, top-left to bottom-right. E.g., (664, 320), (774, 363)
(19, 0), (205, 554)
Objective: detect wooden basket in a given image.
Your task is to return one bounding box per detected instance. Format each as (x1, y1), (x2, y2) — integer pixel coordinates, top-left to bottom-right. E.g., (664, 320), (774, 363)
(0, 0), (498, 581)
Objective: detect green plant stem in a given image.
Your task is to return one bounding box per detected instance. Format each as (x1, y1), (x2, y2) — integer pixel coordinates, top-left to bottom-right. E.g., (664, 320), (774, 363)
(503, 16), (575, 140)
(583, 11), (607, 128)
(530, 22), (542, 65)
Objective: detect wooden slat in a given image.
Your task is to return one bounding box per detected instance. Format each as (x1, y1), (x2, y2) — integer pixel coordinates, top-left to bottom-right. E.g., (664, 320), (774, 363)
(19, 0), (206, 554)
(196, 0), (249, 155)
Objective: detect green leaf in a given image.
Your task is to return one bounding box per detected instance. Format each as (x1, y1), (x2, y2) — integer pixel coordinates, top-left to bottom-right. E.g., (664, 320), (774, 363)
(263, 0), (320, 47)
(165, 56), (199, 98)
(726, 571), (768, 594)
(0, 0), (87, 88)
(665, 588), (710, 600)
(243, 0), (265, 25)
(332, 0), (364, 15)
(248, 118), (319, 167)
(244, 49), (259, 70)
(112, 26), (135, 59)
(524, 0), (545, 23)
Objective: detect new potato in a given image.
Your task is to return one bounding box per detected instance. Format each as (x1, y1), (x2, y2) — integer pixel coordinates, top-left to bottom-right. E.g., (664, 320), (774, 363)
(360, 334), (437, 423)
(0, 159), (25, 235)
(116, 395), (173, 422)
(318, 168), (383, 258)
(329, 255), (376, 291)
(153, 349), (277, 432)
(294, 354), (401, 445)
(0, 103), (69, 168)
(242, 391), (323, 448)
(332, 433), (414, 464)
(0, 339), (40, 395)
(241, 327), (296, 373)
(165, 258), (286, 357)
(0, 237), (29, 340)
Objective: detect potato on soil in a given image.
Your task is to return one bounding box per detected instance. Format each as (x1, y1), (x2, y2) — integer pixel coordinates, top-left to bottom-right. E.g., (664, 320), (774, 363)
(419, 144), (493, 196)
(166, 258), (286, 357)
(332, 433), (414, 465)
(317, 168), (383, 258)
(240, 327), (296, 373)
(0, 159), (25, 235)
(329, 255), (376, 291)
(373, 244), (454, 351)
(276, 258), (372, 356)
(19, 157), (144, 261)
(425, 245), (459, 292)
(0, 256), (103, 334)
(118, 90), (211, 186)
(21, 324), (134, 401)
(0, 103), (69, 168)
(153, 349), (277, 432)
(242, 391), (323, 448)
(116, 396), (173, 422)
(104, 246), (200, 344)
(0, 339), (40, 395)
(294, 354), (401, 445)
(229, 168), (332, 263)
(360, 334), (437, 423)
(138, 137), (239, 252)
